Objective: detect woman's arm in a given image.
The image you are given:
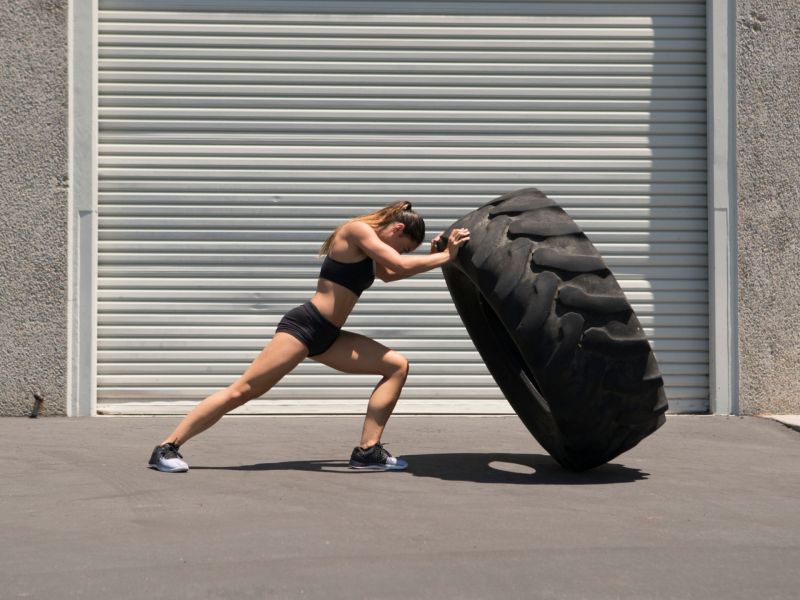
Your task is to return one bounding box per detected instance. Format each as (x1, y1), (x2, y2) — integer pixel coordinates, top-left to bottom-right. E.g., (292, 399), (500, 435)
(349, 221), (469, 282)
(379, 252), (451, 282)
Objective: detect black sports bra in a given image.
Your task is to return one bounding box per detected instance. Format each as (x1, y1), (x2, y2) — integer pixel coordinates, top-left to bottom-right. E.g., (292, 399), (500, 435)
(319, 254), (375, 296)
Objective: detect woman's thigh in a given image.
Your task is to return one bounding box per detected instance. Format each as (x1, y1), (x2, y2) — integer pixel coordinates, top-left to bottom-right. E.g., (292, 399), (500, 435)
(311, 330), (408, 377)
(230, 331), (309, 398)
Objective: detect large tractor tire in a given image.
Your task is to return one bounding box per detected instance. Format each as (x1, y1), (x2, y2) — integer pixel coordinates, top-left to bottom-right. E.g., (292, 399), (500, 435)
(437, 188), (667, 471)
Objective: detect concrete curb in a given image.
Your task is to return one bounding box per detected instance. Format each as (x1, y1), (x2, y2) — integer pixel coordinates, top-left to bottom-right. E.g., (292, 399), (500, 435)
(761, 414), (800, 432)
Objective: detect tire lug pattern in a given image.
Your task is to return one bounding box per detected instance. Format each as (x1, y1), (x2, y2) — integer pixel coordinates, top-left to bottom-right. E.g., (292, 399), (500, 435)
(439, 187), (668, 471)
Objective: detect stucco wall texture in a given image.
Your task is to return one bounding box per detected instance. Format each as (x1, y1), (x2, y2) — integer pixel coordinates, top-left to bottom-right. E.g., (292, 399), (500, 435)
(0, 1), (798, 416)
(736, 0), (800, 415)
(0, 1), (69, 416)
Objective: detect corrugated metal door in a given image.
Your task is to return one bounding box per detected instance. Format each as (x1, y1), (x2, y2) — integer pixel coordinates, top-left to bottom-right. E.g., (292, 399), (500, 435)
(96, 0), (709, 415)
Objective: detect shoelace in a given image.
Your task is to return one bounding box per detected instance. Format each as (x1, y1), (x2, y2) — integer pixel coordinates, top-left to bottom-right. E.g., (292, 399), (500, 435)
(371, 442), (391, 461)
(161, 443), (183, 459)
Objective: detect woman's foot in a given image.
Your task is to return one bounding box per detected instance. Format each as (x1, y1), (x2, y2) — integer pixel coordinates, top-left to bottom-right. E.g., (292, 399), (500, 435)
(349, 442), (408, 471)
(148, 442), (189, 473)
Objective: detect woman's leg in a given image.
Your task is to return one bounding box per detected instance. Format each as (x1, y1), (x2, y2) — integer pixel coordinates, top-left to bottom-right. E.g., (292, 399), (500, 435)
(159, 332), (309, 447)
(311, 330), (409, 448)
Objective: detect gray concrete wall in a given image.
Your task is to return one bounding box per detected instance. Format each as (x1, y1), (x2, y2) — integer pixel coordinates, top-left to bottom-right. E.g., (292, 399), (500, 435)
(0, 1), (69, 416)
(736, 0), (800, 414)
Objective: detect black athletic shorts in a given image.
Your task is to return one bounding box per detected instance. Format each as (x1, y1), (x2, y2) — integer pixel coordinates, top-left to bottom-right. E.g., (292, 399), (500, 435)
(275, 300), (341, 357)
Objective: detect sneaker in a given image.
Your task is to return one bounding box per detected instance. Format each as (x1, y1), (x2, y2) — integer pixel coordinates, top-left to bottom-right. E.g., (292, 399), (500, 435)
(148, 442), (189, 473)
(349, 442), (408, 471)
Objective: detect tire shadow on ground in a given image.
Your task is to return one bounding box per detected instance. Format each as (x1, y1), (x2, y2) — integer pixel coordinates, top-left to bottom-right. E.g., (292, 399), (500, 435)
(190, 452), (648, 484)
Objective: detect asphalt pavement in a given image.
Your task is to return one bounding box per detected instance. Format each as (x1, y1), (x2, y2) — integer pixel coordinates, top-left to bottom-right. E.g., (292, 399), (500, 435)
(2, 414), (799, 599)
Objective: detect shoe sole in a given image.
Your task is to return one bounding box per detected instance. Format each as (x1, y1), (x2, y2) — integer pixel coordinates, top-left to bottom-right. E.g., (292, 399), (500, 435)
(148, 463), (189, 473)
(348, 462), (407, 471)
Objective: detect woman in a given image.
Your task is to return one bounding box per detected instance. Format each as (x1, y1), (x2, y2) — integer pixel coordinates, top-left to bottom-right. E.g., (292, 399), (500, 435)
(148, 200), (470, 473)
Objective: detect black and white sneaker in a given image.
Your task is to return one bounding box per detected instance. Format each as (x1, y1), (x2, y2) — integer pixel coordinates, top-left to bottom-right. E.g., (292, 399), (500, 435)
(349, 442), (408, 471)
(148, 442), (189, 473)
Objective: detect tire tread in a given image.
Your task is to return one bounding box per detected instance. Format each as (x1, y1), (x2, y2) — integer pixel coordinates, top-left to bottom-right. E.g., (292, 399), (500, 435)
(441, 187), (667, 471)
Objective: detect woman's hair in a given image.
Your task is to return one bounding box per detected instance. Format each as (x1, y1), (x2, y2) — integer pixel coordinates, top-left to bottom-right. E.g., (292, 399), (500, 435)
(318, 200), (426, 256)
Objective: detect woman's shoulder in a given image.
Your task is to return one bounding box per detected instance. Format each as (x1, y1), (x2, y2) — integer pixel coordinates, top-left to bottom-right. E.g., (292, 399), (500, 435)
(328, 221), (371, 260)
(343, 220), (373, 237)
(337, 220), (375, 249)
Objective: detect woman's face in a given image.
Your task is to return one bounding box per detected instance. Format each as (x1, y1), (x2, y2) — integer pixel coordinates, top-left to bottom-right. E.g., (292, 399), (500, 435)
(379, 223), (419, 254)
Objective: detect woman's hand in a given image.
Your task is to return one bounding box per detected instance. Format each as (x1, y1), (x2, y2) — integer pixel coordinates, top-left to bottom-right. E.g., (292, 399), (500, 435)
(447, 228), (470, 260)
(430, 233), (444, 254)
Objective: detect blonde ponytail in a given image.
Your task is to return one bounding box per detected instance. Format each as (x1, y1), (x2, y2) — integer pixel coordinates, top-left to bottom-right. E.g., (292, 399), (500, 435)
(318, 200), (420, 256)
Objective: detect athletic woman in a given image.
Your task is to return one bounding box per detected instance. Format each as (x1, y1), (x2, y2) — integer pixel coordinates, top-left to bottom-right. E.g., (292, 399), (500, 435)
(148, 200), (470, 473)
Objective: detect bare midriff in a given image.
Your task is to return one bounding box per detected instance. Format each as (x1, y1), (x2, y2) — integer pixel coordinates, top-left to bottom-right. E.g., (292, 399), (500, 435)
(309, 278), (360, 329)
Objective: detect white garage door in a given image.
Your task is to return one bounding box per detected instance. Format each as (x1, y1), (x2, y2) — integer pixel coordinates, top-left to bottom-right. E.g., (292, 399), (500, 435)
(96, 0), (709, 415)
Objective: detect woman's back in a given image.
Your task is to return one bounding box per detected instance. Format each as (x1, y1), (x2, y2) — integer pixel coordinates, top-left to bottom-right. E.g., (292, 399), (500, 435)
(312, 223), (374, 327)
